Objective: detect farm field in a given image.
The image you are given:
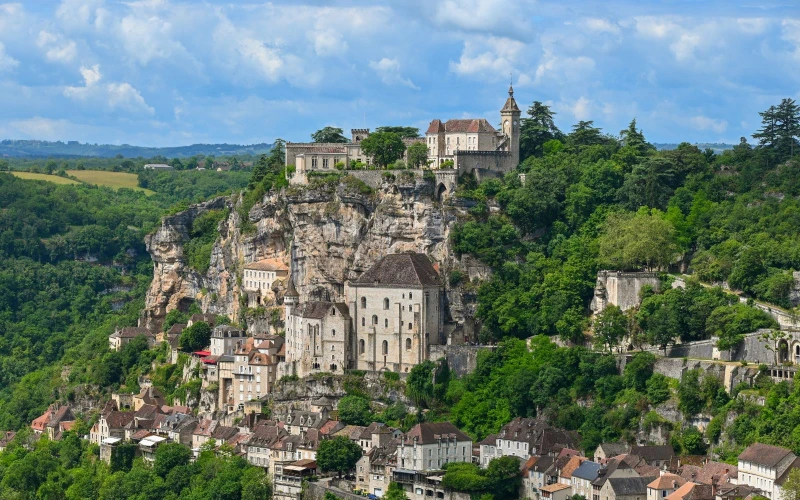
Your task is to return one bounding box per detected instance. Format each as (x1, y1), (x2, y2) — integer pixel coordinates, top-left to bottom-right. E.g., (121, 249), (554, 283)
(10, 171), (80, 185)
(67, 170), (155, 194)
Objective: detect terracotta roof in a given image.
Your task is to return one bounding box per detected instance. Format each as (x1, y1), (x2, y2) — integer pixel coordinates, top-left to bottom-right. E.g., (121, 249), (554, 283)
(738, 443), (794, 467)
(666, 482), (715, 500)
(404, 422), (471, 445)
(244, 258), (289, 272)
(319, 420), (343, 436)
(649, 474), (687, 490)
(542, 483), (571, 493)
(354, 253), (441, 287)
(561, 456), (588, 479)
(334, 425), (367, 440)
(294, 301), (349, 320)
(103, 411), (135, 429)
(189, 313), (216, 325)
(678, 462), (737, 485)
(479, 434), (498, 446)
(522, 455), (540, 474)
(131, 429), (152, 440)
(168, 323), (186, 335)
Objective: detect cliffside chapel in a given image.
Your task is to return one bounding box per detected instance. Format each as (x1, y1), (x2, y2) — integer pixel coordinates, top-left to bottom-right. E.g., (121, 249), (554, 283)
(279, 253), (444, 378)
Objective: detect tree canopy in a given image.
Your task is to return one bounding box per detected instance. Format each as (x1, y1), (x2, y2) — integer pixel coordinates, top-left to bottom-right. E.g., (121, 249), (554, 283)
(359, 132), (406, 167)
(312, 127), (349, 143)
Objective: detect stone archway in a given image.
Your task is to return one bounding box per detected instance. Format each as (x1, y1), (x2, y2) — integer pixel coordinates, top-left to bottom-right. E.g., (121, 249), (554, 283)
(436, 182), (447, 201)
(778, 339), (789, 364)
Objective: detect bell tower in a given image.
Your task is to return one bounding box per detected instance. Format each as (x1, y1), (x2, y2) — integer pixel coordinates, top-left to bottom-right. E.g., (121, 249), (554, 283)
(500, 84), (521, 167)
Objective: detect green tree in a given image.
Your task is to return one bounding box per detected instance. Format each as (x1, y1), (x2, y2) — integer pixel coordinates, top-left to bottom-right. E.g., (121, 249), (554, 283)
(0, 159), (9, 171)
(316, 436), (362, 478)
(708, 304), (777, 351)
(677, 369), (704, 418)
(312, 127), (348, 143)
(781, 468), (800, 500)
(619, 157), (677, 210)
(593, 305), (627, 352)
(384, 482), (410, 500)
(646, 373), (671, 405)
(154, 442), (191, 478)
(598, 210), (679, 271)
(241, 467), (273, 499)
(179, 321), (212, 352)
(375, 126), (420, 138)
(485, 456), (523, 498)
(520, 101), (562, 159)
(623, 352), (656, 392)
(406, 360), (436, 408)
(359, 132), (406, 167)
(406, 142), (429, 169)
(337, 394), (373, 426)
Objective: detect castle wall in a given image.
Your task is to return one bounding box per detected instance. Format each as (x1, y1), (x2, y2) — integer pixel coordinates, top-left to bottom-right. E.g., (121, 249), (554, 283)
(455, 150), (513, 176)
(590, 271), (660, 314)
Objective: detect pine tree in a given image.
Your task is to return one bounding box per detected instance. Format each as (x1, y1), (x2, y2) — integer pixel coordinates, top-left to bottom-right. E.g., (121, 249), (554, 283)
(519, 101), (562, 159)
(776, 98), (800, 158)
(753, 105), (778, 148)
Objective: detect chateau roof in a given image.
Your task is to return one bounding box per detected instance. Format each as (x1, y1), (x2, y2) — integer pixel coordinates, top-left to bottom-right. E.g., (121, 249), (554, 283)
(502, 85), (520, 113)
(244, 258), (289, 272)
(294, 301), (350, 320)
(404, 422), (471, 445)
(354, 253), (441, 287)
(738, 443), (793, 467)
(426, 118), (496, 134)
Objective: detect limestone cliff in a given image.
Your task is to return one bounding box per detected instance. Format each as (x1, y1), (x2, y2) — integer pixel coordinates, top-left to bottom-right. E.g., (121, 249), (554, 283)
(142, 177), (485, 335)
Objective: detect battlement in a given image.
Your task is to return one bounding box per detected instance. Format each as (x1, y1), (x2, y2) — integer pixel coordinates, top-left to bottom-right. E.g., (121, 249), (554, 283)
(351, 129), (370, 142)
(454, 149), (510, 156)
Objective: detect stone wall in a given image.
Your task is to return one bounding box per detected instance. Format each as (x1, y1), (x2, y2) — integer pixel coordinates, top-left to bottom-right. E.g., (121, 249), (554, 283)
(303, 482), (364, 500)
(455, 150), (513, 176)
(590, 271), (660, 315)
(430, 344), (494, 378)
(653, 357), (759, 391)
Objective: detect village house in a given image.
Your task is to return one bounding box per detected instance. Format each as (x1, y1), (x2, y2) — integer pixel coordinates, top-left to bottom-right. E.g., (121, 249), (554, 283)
(596, 443), (631, 462)
(0, 431), (16, 452)
(140, 435), (168, 462)
(274, 458), (317, 500)
(246, 421), (288, 469)
(737, 443), (800, 500)
(210, 325), (246, 356)
(677, 460), (737, 488)
(541, 483), (572, 500)
(600, 476), (657, 500)
(159, 413), (198, 447)
(572, 461), (603, 499)
(397, 422), (472, 472)
(647, 473), (687, 500)
(592, 458), (642, 500)
(282, 297), (351, 378)
(109, 326), (154, 351)
(357, 439), (399, 497)
(30, 404), (76, 440)
(479, 417), (581, 466)
(630, 445), (675, 469)
(90, 409), (135, 446)
(243, 258), (289, 308)
(223, 335), (285, 410)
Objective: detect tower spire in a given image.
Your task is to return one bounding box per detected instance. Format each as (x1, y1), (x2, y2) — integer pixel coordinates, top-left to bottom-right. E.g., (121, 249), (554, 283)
(509, 73), (514, 97)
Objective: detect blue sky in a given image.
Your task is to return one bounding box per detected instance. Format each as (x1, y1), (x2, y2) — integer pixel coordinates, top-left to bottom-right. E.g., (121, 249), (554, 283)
(0, 0), (798, 147)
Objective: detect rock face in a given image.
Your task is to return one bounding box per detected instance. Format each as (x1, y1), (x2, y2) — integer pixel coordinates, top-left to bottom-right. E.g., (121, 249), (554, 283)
(142, 177), (482, 335)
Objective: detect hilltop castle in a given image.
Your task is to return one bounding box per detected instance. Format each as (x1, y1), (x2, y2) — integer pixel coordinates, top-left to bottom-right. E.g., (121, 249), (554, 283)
(284, 86), (521, 185)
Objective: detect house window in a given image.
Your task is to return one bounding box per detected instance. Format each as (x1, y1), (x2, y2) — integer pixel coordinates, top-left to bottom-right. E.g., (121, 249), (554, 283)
(361, 297), (367, 308)
(323, 158), (329, 169)
(372, 315), (378, 325)
(312, 157), (318, 168)
(382, 340), (388, 355)
(383, 298), (389, 310)
(408, 323), (412, 330)
(406, 338), (412, 350)
(332, 329), (336, 337)
(385, 319), (388, 328)
(359, 339), (365, 354)
(362, 317), (365, 327)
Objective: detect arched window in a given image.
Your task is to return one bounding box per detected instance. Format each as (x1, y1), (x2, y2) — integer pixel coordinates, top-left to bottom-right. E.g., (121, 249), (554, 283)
(372, 315), (378, 325)
(359, 339), (365, 354)
(332, 329), (336, 337)
(383, 298), (390, 310)
(331, 307), (336, 316)
(409, 292), (413, 300)
(406, 338), (412, 350)
(361, 297), (367, 308)
(362, 317), (365, 327)
(385, 319), (388, 328)
(382, 340), (388, 355)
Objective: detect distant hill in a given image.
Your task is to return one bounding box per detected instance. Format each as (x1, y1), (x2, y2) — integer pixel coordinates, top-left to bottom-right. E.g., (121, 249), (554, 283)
(653, 142), (735, 153)
(0, 140), (273, 158)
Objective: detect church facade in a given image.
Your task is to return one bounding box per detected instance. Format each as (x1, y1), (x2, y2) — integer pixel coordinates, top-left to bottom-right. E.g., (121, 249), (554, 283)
(278, 253), (444, 378)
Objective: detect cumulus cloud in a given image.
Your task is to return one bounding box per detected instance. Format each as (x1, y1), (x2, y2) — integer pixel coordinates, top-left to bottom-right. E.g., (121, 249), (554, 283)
(37, 30), (77, 63)
(56, 0), (109, 31)
(430, 0), (529, 36)
(64, 64), (154, 114)
(0, 42), (18, 71)
(690, 115), (728, 134)
(581, 18), (621, 36)
(450, 36), (527, 80)
(370, 58), (418, 89)
(534, 51), (595, 84)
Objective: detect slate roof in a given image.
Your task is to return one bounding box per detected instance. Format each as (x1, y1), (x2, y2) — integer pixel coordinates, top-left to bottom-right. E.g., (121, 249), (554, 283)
(608, 476), (656, 496)
(598, 442), (630, 457)
(426, 118), (496, 134)
(405, 422), (471, 445)
(294, 301), (350, 320)
(501, 86), (521, 113)
(630, 445), (675, 463)
(353, 253), (441, 287)
(479, 434), (498, 446)
(285, 278), (299, 298)
(592, 458), (635, 487)
(738, 443), (794, 467)
(572, 461), (602, 481)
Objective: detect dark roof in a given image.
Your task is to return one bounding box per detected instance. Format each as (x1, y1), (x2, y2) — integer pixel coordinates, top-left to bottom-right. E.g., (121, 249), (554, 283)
(678, 461), (737, 485)
(501, 86), (520, 113)
(103, 411), (135, 429)
(573, 461), (602, 481)
(294, 302), (349, 320)
(608, 476), (655, 496)
(405, 422), (471, 445)
(630, 445), (675, 462)
(354, 253), (441, 287)
(426, 118), (496, 134)
(738, 443), (794, 467)
(598, 442), (630, 456)
(285, 278), (299, 298)
(593, 458), (635, 486)
(479, 434), (498, 446)
(113, 327), (151, 338)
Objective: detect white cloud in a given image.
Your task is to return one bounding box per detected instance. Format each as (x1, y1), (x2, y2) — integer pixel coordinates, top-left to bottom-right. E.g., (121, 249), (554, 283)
(37, 30), (77, 63)
(7, 117), (81, 141)
(118, 14), (184, 65)
(581, 18), (621, 36)
(56, 0), (108, 31)
(570, 96), (593, 121)
(369, 58), (418, 89)
(689, 115), (728, 134)
(450, 36), (526, 79)
(431, 0), (529, 35)
(535, 50), (595, 83)
(311, 29), (348, 57)
(0, 42), (18, 71)
(64, 64), (154, 114)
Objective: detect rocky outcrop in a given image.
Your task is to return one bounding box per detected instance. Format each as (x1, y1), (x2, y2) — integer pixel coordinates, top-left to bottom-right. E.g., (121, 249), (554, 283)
(142, 177), (481, 335)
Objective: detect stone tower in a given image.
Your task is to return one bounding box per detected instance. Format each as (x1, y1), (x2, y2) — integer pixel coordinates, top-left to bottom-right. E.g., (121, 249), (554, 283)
(500, 84), (521, 168)
(284, 278), (299, 318)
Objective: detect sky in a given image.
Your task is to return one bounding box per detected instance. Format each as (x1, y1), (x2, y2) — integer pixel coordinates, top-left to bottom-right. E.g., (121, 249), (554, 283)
(0, 0), (798, 147)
